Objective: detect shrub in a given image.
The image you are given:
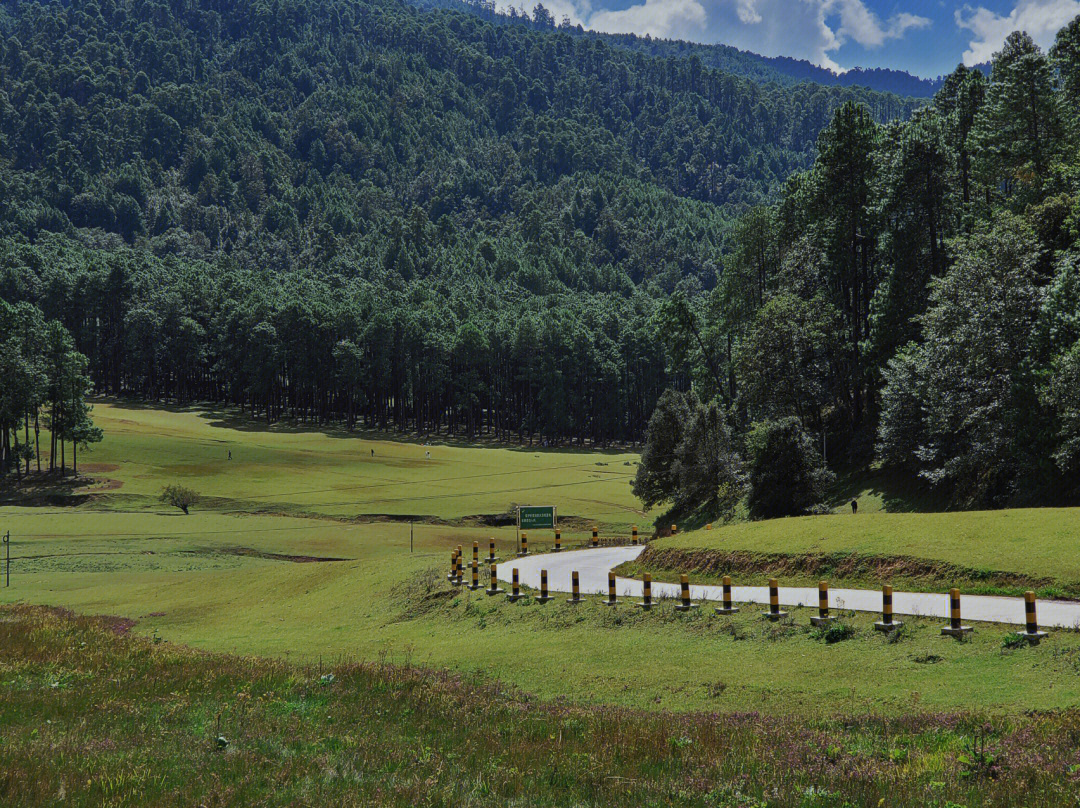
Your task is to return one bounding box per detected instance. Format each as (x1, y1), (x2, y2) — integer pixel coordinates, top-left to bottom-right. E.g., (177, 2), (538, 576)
(160, 483), (201, 514)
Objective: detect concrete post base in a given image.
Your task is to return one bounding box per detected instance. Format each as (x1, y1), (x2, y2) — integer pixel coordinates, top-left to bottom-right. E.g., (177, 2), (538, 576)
(714, 606), (740, 615)
(636, 602), (652, 610)
(485, 587), (504, 596)
(600, 598), (618, 607)
(506, 592), (526, 602)
(674, 603), (699, 612)
(762, 610), (788, 621)
(874, 620), (903, 632)
(1018, 630), (1048, 645)
(466, 583), (482, 591)
(941, 625), (972, 637)
(534, 595), (554, 604)
(811, 615), (837, 627)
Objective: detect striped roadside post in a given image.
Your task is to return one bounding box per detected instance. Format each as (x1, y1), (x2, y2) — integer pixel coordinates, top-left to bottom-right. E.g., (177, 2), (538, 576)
(674, 574), (698, 612)
(485, 563), (504, 596)
(811, 581), (835, 626)
(601, 571), (618, 606)
(566, 571), (583, 604)
(472, 540), (479, 569)
(940, 588), (972, 637)
(519, 532), (529, 556)
(488, 539), (497, 564)
(467, 559), (481, 591)
(447, 548), (458, 581)
(553, 528), (562, 552)
(671, 524), (677, 537)
(1017, 591), (1048, 644)
(455, 545), (464, 584)
(874, 584), (902, 632)
(762, 578), (788, 621)
(535, 569), (553, 604)
(451, 549), (463, 586)
(636, 573), (652, 610)
(591, 527), (599, 547)
(631, 525), (638, 544)
(705, 523), (712, 531)
(507, 568), (525, 602)
(714, 574), (739, 614)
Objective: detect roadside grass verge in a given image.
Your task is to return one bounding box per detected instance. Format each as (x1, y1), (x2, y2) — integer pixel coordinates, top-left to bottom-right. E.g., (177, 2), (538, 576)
(4, 604), (1080, 808)
(628, 510), (1080, 598)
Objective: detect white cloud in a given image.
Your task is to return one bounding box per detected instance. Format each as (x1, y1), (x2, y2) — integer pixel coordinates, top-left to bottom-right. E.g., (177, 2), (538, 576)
(956, 0), (1080, 65)
(588, 0), (709, 39)
(499, 0), (930, 72)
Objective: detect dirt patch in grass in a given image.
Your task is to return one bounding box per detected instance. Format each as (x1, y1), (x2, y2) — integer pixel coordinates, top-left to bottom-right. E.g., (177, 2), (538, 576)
(216, 546), (350, 563)
(628, 545), (1071, 599)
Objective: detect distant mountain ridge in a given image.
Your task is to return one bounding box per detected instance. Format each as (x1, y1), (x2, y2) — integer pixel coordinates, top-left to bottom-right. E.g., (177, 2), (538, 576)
(416, 0), (987, 98)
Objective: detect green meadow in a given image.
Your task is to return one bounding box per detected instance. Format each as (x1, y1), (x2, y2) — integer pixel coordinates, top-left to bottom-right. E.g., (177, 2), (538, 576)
(624, 510), (1080, 598)
(4, 402), (1080, 718)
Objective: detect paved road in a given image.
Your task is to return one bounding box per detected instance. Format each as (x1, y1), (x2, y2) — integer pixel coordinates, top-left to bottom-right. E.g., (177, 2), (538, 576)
(495, 546), (1080, 628)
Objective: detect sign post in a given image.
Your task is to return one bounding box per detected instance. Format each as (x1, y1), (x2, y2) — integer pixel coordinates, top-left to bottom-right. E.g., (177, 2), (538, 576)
(516, 507), (556, 554)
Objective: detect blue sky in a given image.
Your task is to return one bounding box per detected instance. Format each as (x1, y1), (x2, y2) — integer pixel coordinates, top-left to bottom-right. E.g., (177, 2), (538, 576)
(502, 0), (1080, 78)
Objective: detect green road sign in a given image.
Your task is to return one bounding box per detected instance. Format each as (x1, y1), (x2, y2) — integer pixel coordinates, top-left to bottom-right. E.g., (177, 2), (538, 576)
(518, 506), (556, 529)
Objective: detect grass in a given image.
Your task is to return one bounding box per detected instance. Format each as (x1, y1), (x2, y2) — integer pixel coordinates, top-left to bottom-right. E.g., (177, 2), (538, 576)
(5, 604), (1080, 808)
(1, 399), (643, 527)
(623, 510), (1080, 598)
(5, 402), (1080, 719)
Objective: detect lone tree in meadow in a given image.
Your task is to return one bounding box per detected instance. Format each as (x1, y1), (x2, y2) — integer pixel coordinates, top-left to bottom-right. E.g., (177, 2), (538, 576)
(161, 484), (201, 514)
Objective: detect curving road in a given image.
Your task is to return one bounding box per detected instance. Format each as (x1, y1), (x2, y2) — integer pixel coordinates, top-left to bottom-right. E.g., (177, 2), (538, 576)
(495, 546), (1080, 628)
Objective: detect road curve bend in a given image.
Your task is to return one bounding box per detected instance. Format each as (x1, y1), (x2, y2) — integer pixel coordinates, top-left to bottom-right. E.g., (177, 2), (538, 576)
(496, 546), (1080, 628)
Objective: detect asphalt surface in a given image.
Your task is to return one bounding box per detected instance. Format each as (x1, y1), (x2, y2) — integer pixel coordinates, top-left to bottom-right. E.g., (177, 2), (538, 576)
(495, 546), (1080, 628)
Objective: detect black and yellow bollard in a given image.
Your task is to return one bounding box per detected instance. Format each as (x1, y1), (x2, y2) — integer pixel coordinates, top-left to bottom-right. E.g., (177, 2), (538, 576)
(507, 568), (525, 602)
(455, 545), (464, 584)
(601, 571), (619, 606)
(591, 527), (599, 547)
(472, 540), (479, 569)
(447, 548), (458, 581)
(874, 584), (902, 632)
(811, 581), (835, 626)
(636, 573), (653, 610)
(451, 549), (463, 586)
(553, 528), (562, 552)
(762, 578), (787, 621)
(674, 574), (698, 612)
(519, 531), (529, 556)
(715, 574), (739, 615)
(485, 563), (504, 596)
(631, 525), (638, 544)
(940, 587), (972, 637)
(488, 539), (497, 564)
(566, 570), (583, 604)
(535, 569), (554, 604)
(706, 523), (712, 531)
(1017, 591), (1048, 644)
(467, 559), (481, 591)
(671, 524), (677, 537)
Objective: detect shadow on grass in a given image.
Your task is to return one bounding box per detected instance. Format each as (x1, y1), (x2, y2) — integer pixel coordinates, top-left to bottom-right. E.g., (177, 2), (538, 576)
(827, 462), (947, 514)
(94, 397), (638, 455)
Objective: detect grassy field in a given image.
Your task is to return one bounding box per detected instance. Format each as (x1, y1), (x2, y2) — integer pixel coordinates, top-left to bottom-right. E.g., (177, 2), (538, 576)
(5, 605), (1080, 808)
(6, 400), (642, 527)
(622, 510), (1080, 598)
(4, 402), (1080, 719)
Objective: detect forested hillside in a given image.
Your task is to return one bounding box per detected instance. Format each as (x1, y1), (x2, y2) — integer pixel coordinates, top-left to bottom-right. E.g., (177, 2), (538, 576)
(645, 26), (1080, 514)
(419, 0), (950, 97)
(0, 0), (920, 467)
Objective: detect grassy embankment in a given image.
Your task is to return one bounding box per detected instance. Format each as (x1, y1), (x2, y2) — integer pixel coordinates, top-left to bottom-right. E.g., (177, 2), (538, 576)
(4, 604), (1080, 808)
(619, 510), (1080, 599)
(4, 402), (1080, 716)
